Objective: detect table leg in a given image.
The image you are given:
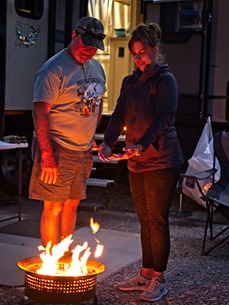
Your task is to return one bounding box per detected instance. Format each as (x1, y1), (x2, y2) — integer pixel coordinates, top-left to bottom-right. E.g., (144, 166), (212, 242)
(18, 148), (22, 221)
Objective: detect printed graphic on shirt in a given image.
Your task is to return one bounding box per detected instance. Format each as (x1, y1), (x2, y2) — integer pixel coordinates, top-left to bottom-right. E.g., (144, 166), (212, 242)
(74, 82), (102, 117)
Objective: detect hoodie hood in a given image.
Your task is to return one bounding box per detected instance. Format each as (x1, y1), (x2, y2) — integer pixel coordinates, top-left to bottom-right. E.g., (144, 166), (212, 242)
(134, 62), (171, 84)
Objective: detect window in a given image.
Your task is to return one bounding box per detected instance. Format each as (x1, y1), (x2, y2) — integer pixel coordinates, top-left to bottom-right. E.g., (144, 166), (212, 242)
(15, 0), (43, 20)
(160, 1), (203, 33)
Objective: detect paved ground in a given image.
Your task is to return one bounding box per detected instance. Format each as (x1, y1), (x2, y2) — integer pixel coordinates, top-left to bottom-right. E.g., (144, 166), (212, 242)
(0, 184), (228, 305)
(0, 226), (142, 283)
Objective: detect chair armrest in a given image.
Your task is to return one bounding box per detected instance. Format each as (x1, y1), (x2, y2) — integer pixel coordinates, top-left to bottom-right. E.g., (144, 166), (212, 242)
(180, 168), (217, 181)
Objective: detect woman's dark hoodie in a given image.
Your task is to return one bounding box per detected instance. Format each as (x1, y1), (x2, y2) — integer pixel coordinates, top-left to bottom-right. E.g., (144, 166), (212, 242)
(103, 62), (184, 173)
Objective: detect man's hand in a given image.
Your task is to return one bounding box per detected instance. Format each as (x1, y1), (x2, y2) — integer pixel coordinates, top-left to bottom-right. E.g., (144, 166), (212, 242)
(33, 102), (58, 184)
(91, 139), (99, 151)
(40, 155), (58, 184)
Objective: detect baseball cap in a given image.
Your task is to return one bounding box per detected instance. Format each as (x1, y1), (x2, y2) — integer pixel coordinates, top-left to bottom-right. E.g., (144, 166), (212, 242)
(75, 17), (106, 51)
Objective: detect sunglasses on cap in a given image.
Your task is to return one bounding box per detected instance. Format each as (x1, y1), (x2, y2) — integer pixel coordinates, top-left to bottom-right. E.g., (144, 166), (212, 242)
(75, 27), (106, 40)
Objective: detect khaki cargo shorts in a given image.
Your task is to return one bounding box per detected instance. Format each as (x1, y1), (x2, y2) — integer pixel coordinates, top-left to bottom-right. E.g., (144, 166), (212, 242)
(29, 140), (93, 202)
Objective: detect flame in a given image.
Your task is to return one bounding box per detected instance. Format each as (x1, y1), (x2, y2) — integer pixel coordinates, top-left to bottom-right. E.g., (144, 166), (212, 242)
(90, 217), (100, 233)
(120, 126), (127, 135)
(67, 241), (91, 276)
(95, 244), (104, 258)
(36, 218), (103, 276)
(37, 235), (73, 275)
(90, 218), (104, 258)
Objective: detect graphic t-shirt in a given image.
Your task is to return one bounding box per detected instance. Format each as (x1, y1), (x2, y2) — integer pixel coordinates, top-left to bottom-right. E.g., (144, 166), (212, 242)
(33, 49), (106, 151)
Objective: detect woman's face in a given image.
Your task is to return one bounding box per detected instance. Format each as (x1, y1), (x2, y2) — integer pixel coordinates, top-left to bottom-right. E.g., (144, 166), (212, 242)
(131, 40), (157, 72)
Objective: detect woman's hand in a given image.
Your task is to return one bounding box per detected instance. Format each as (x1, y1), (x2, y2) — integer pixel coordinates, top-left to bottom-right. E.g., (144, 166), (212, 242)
(97, 143), (112, 161)
(109, 144), (143, 160)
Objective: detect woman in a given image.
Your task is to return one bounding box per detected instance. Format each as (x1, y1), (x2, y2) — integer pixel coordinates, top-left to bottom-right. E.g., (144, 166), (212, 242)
(98, 23), (184, 302)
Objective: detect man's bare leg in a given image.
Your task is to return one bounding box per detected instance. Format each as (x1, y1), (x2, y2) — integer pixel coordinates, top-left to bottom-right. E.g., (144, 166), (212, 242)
(60, 199), (80, 240)
(40, 201), (63, 247)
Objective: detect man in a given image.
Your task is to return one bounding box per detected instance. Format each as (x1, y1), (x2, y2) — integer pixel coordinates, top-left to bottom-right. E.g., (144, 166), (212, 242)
(29, 17), (106, 248)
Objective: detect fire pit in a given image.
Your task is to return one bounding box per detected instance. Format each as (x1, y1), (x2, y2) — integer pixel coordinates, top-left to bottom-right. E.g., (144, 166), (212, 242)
(18, 256), (105, 304)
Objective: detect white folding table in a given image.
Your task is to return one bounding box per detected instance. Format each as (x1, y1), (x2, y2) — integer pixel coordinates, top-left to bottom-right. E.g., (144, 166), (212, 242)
(0, 141), (28, 222)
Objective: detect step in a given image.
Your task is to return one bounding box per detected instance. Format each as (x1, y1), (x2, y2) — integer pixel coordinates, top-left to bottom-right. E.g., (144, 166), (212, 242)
(92, 155), (118, 164)
(86, 177), (115, 188)
(94, 133), (126, 142)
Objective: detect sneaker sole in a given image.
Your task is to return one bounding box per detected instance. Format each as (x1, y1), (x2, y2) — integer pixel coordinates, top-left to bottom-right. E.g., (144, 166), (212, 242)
(117, 285), (147, 292)
(140, 287), (168, 302)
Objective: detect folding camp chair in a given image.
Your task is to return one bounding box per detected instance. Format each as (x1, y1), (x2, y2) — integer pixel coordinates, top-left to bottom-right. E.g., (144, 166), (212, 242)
(179, 130), (229, 255)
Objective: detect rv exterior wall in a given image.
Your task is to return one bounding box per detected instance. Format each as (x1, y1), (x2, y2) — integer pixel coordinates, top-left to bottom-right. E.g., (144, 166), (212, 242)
(209, 0), (229, 122)
(5, 0), (49, 111)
